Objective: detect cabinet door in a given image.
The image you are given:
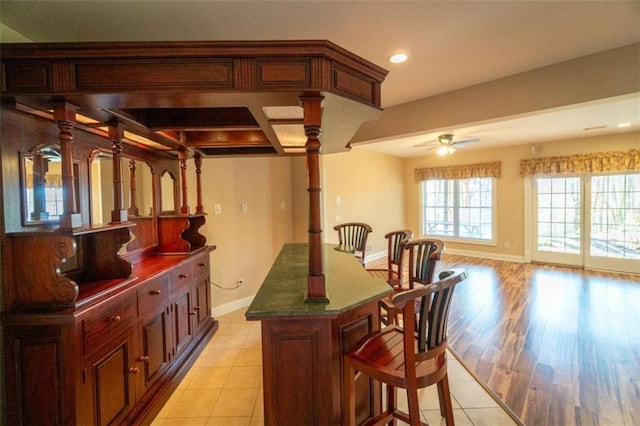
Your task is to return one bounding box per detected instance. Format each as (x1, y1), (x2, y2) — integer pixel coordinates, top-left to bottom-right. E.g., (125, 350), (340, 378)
(84, 328), (137, 426)
(194, 276), (211, 331)
(172, 286), (194, 357)
(140, 309), (169, 389)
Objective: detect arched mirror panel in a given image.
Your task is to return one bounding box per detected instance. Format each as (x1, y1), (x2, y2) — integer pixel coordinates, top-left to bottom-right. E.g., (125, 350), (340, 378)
(123, 158), (154, 217)
(88, 149), (113, 226)
(20, 144), (78, 226)
(160, 170), (177, 214)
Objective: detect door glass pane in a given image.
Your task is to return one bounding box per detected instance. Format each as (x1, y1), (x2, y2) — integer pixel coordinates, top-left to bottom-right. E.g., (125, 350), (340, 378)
(537, 177), (581, 253)
(590, 174), (640, 260)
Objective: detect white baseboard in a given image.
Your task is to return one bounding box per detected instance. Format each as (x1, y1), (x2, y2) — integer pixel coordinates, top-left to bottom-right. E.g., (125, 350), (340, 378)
(445, 248), (525, 263)
(364, 250), (387, 264)
(211, 294), (255, 318)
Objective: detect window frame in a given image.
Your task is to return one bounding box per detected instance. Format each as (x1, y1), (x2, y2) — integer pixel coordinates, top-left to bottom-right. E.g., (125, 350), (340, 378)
(419, 176), (497, 246)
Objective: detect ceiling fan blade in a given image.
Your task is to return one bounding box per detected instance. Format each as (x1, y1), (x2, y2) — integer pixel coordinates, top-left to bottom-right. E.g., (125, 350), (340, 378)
(453, 138), (480, 146)
(413, 139), (438, 148)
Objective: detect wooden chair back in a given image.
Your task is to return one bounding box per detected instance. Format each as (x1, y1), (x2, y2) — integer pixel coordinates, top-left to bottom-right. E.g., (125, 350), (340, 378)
(394, 269), (466, 354)
(405, 238), (444, 289)
(385, 229), (413, 281)
(333, 222), (372, 265)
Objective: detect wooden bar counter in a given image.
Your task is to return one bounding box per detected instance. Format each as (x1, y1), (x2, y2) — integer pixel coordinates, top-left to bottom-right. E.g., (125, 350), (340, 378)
(246, 243), (390, 425)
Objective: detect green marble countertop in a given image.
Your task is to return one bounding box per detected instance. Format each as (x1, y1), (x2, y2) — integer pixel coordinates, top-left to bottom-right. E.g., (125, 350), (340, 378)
(245, 243), (391, 319)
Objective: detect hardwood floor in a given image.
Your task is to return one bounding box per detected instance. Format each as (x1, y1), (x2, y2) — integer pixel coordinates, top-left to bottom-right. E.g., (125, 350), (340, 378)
(368, 254), (640, 425)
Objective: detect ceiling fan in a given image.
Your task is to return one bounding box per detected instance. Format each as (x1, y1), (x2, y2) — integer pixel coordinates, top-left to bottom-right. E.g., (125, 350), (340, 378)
(414, 133), (480, 155)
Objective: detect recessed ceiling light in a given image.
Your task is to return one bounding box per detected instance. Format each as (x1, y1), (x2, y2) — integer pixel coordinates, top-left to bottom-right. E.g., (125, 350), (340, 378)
(617, 122), (631, 128)
(389, 53), (408, 64)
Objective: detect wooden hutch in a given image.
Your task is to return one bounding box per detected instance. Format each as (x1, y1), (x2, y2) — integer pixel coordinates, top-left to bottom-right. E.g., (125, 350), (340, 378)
(0, 41), (387, 425)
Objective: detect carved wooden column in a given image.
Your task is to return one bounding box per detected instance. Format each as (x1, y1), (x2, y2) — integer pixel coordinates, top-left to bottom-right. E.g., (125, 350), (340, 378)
(301, 93), (327, 302)
(194, 152), (204, 214)
(127, 160), (139, 216)
(51, 101), (82, 230)
(30, 150), (49, 221)
(178, 149), (190, 215)
(109, 121), (128, 223)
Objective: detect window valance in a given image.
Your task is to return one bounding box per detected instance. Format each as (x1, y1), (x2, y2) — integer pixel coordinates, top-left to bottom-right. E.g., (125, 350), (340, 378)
(25, 174), (63, 189)
(415, 161), (501, 182)
(519, 149), (640, 176)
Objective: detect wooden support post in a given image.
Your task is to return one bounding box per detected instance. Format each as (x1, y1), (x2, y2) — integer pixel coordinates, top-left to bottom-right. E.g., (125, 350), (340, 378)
(127, 160), (139, 216)
(109, 121), (128, 223)
(301, 93), (327, 303)
(178, 149), (190, 215)
(194, 152), (204, 214)
(51, 101), (82, 230)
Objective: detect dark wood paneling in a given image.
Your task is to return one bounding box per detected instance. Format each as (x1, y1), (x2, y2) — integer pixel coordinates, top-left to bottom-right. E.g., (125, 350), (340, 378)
(74, 60), (233, 91)
(256, 59), (311, 88)
(332, 65), (375, 103)
(89, 333), (134, 426)
(274, 328), (321, 425)
(3, 61), (50, 92)
(18, 337), (63, 424)
(258, 301), (381, 426)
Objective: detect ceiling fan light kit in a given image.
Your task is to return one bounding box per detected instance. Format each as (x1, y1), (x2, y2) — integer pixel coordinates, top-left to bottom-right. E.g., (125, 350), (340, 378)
(437, 145), (456, 156)
(413, 133), (480, 155)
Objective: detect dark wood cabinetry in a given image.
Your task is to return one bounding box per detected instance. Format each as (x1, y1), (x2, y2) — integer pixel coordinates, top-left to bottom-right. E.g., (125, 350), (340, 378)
(0, 105), (218, 425)
(3, 247), (217, 425)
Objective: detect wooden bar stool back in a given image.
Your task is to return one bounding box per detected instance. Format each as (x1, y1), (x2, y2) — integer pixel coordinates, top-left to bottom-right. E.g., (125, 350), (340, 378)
(379, 238), (443, 325)
(344, 267), (468, 426)
(334, 222), (372, 266)
(367, 229), (413, 288)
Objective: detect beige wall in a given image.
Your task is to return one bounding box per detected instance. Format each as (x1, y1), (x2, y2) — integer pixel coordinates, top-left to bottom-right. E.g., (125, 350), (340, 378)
(322, 148), (406, 259)
(187, 156), (295, 309)
(404, 131), (640, 259)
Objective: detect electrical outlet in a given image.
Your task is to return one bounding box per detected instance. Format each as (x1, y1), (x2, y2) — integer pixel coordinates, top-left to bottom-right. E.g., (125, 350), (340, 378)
(504, 241), (510, 248)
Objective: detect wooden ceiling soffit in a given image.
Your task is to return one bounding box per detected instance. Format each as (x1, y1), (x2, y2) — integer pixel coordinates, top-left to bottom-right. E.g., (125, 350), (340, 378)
(0, 40), (388, 156)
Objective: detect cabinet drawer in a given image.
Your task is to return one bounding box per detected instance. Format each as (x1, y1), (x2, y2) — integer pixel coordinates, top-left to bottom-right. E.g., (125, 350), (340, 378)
(137, 274), (169, 316)
(83, 297), (135, 356)
(170, 261), (193, 293)
(192, 252), (210, 280)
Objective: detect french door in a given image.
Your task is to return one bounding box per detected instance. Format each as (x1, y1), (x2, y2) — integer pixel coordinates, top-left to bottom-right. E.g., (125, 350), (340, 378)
(531, 173), (640, 274)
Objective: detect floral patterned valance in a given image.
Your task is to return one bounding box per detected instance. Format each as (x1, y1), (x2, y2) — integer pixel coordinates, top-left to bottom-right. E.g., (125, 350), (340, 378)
(415, 161), (501, 182)
(25, 174), (63, 189)
(519, 149), (640, 176)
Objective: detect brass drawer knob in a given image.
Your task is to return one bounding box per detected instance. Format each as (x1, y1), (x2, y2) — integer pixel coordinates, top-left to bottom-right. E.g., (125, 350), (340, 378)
(179, 274), (188, 279)
(138, 356), (150, 362)
(149, 289), (162, 295)
(129, 367), (140, 374)
(109, 315), (121, 323)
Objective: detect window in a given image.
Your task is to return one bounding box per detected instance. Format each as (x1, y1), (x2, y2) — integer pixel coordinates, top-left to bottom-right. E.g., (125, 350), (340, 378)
(590, 173), (640, 260)
(421, 177), (494, 241)
(536, 176), (581, 253)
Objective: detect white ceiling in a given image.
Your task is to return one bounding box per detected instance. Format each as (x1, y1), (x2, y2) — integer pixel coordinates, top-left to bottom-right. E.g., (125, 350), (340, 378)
(1, 1), (639, 156)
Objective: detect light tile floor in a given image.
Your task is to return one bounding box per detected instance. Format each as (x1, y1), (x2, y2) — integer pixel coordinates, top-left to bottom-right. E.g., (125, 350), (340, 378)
(151, 309), (518, 425)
